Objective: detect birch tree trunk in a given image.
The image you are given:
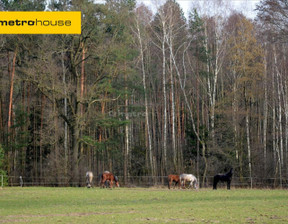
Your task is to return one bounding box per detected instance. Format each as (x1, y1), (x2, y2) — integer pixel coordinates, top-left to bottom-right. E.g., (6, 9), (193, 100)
(272, 59), (277, 170)
(273, 45), (284, 167)
(124, 65), (129, 185)
(39, 94), (45, 183)
(61, 49), (68, 177)
(204, 20), (219, 146)
(204, 23), (212, 136)
(169, 41), (208, 186)
(196, 61), (200, 180)
(276, 62), (284, 186)
(246, 111), (252, 188)
(283, 48), (288, 178)
(80, 43), (86, 116)
(279, 45), (288, 178)
(272, 44), (282, 187)
(124, 98), (129, 185)
(232, 69), (239, 161)
(263, 48), (268, 175)
(134, 17), (154, 177)
(162, 21), (168, 175)
(168, 31), (177, 171)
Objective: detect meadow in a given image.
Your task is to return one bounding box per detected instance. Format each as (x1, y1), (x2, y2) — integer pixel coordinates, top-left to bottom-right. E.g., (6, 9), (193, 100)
(0, 187), (288, 223)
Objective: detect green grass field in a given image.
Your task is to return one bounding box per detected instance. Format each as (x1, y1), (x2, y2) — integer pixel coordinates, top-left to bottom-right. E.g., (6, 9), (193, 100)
(0, 187), (288, 223)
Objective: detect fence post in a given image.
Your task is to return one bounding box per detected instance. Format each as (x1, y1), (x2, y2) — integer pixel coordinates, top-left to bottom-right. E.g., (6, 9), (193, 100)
(1, 175), (3, 188)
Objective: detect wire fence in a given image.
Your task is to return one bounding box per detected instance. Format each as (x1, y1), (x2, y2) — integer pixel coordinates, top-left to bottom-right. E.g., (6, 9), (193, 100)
(1, 175), (288, 189)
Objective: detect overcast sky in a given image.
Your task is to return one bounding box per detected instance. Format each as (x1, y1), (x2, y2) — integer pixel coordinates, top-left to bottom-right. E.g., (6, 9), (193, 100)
(138, 0), (261, 19)
(92, 0), (261, 19)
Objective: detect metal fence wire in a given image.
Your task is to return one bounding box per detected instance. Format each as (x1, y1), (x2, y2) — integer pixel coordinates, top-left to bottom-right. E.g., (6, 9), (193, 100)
(1, 175), (287, 189)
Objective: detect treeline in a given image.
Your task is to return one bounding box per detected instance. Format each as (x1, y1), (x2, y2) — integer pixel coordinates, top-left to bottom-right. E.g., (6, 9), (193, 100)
(0, 0), (287, 187)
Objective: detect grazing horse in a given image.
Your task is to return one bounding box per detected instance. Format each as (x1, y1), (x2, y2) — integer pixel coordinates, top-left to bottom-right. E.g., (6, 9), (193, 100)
(100, 172), (120, 188)
(98, 171), (111, 187)
(168, 175), (181, 189)
(180, 174), (198, 189)
(86, 171), (93, 188)
(213, 168), (233, 190)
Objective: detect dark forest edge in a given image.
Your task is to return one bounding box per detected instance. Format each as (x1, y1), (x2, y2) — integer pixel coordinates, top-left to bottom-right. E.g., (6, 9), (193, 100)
(0, 0), (288, 188)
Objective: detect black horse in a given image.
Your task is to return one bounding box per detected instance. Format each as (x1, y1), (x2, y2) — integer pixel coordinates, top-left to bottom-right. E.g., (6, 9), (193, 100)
(213, 168), (233, 190)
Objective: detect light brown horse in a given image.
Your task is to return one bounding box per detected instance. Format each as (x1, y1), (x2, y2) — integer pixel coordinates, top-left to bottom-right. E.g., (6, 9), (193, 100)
(100, 173), (120, 188)
(168, 174), (181, 189)
(86, 171), (93, 188)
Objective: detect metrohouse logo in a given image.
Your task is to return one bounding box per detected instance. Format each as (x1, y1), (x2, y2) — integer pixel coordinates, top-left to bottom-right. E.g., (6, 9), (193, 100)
(0, 11), (81, 34)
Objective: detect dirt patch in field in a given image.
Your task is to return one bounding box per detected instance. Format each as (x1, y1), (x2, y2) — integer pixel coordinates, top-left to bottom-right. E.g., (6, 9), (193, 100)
(137, 217), (220, 223)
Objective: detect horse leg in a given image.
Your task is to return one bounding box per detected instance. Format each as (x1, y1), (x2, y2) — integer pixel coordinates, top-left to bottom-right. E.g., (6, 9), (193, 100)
(188, 181), (193, 189)
(168, 179), (171, 189)
(213, 176), (218, 190)
(100, 177), (106, 188)
(174, 180), (178, 189)
(227, 180), (231, 190)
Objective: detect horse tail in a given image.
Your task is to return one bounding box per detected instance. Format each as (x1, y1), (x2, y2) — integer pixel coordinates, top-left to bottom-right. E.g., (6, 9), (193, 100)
(100, 173), (105, 188)
(194, 177), (199, 189)
(98, 174), (102, 186)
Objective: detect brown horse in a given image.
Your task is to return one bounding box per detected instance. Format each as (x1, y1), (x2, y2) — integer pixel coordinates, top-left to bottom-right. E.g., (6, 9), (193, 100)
(168, 174), (180, 189)
(98, 171), (110, 187)
(100, 173), (120, 188)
